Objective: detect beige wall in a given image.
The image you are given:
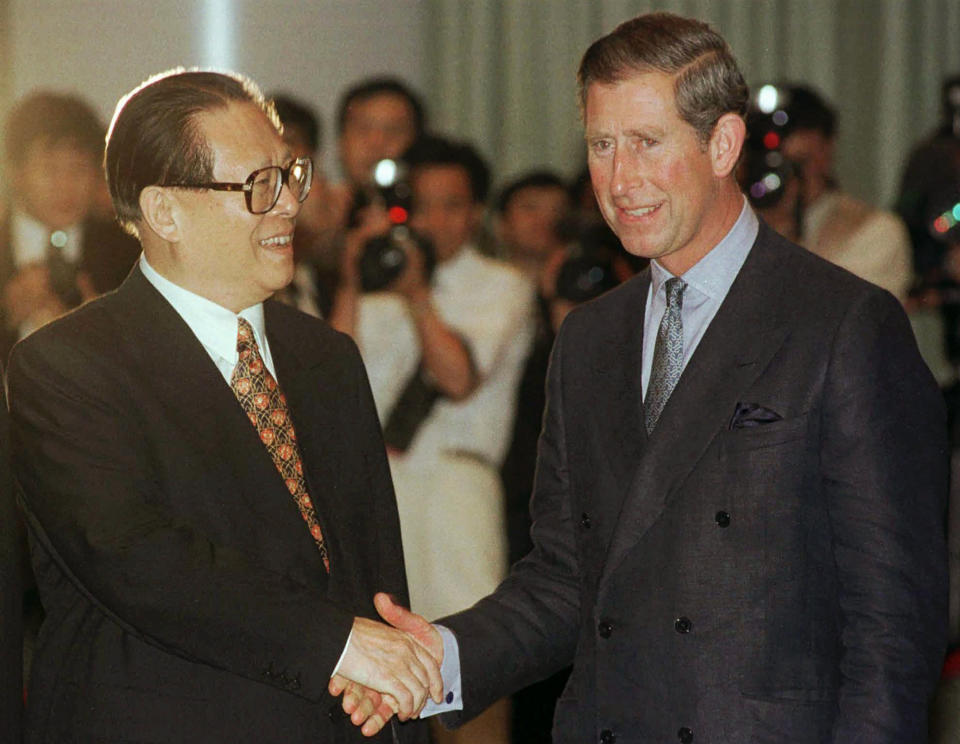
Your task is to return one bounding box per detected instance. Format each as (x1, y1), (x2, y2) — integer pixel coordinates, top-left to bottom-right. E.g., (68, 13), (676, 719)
(3, 0), (428, 182)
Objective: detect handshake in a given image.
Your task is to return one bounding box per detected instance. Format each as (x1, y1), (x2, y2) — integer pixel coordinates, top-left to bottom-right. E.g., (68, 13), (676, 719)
(329, 592), (446, 737)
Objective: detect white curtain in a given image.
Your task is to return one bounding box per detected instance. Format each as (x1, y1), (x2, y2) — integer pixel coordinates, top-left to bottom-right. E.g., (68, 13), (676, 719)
(424, 0), (960, 208)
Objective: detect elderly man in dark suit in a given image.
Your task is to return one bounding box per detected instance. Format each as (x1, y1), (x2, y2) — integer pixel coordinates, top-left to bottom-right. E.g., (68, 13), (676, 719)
(7, 69), (442, 743)
(347, 12), (949, 743)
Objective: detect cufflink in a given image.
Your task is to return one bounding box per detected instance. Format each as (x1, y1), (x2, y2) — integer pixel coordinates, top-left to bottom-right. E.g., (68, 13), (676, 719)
(445, 691), (454, 704)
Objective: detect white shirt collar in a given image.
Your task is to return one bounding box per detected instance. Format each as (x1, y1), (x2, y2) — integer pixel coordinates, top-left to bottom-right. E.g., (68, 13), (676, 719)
(139, 254), (272, 376)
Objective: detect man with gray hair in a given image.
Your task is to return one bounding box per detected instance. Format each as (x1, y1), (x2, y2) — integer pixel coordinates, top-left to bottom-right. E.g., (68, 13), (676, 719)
(346, 11), (948, 743)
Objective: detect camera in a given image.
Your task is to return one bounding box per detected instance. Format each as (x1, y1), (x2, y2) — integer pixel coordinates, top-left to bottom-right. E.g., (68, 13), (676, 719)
(741, 85), (800, 210)
(355, 158), (435, 292)
(554, 223), (621, 303)
(47, 231), (82, 307)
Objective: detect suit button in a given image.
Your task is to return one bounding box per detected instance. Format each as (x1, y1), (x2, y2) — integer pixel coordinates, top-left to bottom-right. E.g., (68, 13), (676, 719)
(600, 729), (616, 744)
(598, 621), (613, 638)
(580, 512), (592, 529)
(715, 510), (731, 527)
(678, 726), (694, 743)
(675, 616), (692, 634)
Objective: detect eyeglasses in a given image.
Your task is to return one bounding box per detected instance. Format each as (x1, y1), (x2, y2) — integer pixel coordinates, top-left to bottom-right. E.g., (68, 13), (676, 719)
(169, 156), (313, 214)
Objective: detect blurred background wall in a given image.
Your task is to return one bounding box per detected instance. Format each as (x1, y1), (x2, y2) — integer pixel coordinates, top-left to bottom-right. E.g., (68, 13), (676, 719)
(0, 0), (428, 185)
(2, 0), (959, 207)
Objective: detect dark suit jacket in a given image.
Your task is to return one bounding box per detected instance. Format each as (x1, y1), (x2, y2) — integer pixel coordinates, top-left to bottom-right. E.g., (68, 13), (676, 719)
(8, 266), (424, 743)
(441, 223), (949, 743)
(0, 388), (22, 743)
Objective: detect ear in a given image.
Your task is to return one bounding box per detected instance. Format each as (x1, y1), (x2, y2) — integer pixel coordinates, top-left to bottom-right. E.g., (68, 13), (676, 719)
(139, 186), (182, 243)
(709, 113), (746, 178)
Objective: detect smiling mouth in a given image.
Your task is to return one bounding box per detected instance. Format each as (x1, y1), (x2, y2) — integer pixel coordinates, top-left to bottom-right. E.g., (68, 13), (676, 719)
(621, 203), (662, 218)
(259, 234), (292, 248)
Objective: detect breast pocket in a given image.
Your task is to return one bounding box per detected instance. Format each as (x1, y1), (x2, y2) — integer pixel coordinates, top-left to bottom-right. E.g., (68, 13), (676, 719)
(722, 412), (812, 454)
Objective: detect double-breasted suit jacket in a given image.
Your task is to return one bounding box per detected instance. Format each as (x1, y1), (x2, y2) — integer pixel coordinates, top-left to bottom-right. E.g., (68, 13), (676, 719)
(441, 223), (948, 743)
(8, 266), (425, 743)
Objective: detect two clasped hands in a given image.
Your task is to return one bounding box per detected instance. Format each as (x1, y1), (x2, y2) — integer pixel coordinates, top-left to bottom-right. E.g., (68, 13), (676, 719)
(331, 592), (445, 737)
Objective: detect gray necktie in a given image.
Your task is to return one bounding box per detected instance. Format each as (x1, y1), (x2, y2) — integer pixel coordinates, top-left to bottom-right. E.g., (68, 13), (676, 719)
(645, 277), (687, 433)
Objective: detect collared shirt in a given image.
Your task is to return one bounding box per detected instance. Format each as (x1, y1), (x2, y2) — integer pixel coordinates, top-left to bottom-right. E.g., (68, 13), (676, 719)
(11, 210), (82, 268)
(641, 198), (759, 400)
(139, 254), (277, 383)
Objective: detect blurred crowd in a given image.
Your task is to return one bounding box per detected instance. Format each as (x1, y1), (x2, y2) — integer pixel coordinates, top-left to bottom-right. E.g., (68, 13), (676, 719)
(3, 70), (960, 743)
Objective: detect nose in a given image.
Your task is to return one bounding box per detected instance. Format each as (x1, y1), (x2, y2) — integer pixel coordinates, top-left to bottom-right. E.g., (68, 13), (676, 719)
(272, 179), (301, 218)
(610, 148), (640, 198)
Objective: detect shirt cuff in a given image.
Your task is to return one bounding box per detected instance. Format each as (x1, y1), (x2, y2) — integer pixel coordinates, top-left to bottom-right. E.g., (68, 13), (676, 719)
(330, 627), (354, 677)
(419, 624), (463, 716)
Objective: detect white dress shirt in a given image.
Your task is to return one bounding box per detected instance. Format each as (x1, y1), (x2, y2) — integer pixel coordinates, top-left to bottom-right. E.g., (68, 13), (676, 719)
(139, 254), (277, 382)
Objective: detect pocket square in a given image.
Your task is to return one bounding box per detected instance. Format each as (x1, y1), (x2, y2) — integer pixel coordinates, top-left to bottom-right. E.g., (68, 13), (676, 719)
(729, 402), (782, 430)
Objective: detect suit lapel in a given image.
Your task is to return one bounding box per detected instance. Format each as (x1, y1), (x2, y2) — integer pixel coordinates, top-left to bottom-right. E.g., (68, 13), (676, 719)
(600, 227), (792, 588)
(590, 273), (650, 506)
(266, 304), (383, 592)
(112, 270), (328, 577)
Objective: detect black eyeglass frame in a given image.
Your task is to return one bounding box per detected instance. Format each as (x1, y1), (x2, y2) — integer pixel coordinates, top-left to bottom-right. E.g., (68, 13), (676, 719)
(168, 156), (313, 214)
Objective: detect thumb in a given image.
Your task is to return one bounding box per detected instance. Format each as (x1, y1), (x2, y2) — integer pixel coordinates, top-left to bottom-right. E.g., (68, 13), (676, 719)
(374, 592), (422, 632)
(374, 592), (442, 662)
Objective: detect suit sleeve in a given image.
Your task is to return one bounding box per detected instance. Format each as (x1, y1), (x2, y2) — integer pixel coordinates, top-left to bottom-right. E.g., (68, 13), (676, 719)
(823, 289), (948, 742)
(439, 320), (581, 722)
(7, 331), (359, 702)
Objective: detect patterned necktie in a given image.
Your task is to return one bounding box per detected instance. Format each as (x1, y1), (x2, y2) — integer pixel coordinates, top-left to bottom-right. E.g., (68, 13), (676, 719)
(645, 277), (687, 434)
(230, 317), (330, 572)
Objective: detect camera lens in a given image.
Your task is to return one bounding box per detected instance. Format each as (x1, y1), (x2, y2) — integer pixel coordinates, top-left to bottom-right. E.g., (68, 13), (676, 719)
(358, 226), (436, 293)
(359, 231), (408, 292)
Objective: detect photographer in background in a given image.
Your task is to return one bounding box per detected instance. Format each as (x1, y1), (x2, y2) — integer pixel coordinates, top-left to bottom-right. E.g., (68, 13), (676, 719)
(779, 84), (913, 302)
(741, 84), (912, 303)
(898, 74), (960, 291)
(0, 92), (138, 360)
(331, 135), (534, 744)
(299, 78), (425, 315)
(337, 77), (424, 193)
